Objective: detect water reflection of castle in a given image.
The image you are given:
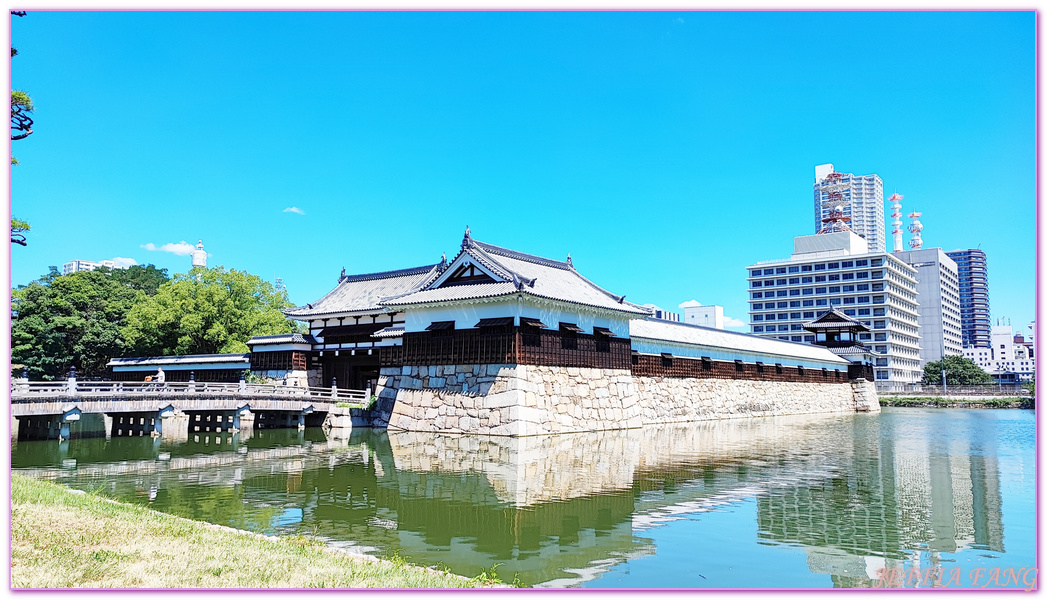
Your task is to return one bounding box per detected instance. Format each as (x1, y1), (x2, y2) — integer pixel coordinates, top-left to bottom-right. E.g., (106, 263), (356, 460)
(12, 412), (1009, 588)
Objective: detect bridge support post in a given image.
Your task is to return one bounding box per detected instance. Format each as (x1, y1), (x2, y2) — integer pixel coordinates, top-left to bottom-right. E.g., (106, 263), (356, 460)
(109, 411), (163, 437)
(67, 366), (77, 396)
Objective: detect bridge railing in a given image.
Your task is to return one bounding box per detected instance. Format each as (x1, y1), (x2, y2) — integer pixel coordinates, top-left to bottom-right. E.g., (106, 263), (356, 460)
(10, 380), (369, 405)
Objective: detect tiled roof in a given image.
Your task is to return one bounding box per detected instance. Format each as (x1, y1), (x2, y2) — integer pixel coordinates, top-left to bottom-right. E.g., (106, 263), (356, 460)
(802, 307), (867, 329)
(107, 354), (250, 367)
(247, 333), (318, 345)
(629, 319), (850, 365)
(372, 325), (405, 338)
(383, 238), (650, 316)
(285, 264), (443, 319)
(828, 345), (878, 356)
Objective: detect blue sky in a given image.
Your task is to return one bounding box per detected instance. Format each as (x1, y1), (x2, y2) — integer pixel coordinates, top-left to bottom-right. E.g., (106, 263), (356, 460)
(6, 10), (1037, 334)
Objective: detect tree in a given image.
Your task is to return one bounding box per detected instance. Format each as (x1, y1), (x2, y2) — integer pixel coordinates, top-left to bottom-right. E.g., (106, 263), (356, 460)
(923, 355), (994, 385)
(10, 217), (30, 246)
(123, 266), (296, 357)
(11, 11), (34, 246)
(11, 267), (164, 380)
(101, 264), (171, 296)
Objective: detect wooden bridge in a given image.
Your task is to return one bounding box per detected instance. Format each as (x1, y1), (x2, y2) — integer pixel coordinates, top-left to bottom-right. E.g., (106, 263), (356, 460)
(10, 380), (369, 441)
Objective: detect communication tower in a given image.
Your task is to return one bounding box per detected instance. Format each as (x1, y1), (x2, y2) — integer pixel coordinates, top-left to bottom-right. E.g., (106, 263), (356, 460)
(889, 193), (904, 252)
(907, 212), (923, 250)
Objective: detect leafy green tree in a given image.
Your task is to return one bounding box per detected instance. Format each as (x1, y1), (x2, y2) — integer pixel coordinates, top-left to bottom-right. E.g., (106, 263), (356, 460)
(123, 266), (296, 356)
(11, 267), (161, 379)
(923, 355), (994, 385)
(10, 216), (29, 246)
(11, 11), (34, 245)
(100, 264), (170, 296)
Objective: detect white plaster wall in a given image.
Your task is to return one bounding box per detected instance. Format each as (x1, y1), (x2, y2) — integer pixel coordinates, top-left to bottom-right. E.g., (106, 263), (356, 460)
(404, 299), (631, 336)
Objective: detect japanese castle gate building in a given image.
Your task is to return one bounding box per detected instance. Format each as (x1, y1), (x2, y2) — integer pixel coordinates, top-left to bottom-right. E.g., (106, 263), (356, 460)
(279, 230), (878, 436)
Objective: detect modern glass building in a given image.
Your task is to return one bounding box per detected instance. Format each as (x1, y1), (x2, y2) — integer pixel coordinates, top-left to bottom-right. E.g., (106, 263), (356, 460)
(945, 249), (990, 348)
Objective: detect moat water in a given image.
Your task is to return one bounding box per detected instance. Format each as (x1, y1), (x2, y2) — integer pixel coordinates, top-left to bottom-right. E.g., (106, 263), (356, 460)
(10, 407), (1036, 589)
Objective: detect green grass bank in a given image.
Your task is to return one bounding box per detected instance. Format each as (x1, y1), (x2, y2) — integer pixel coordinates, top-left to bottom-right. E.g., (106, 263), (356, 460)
(11, 473), (496, 589)
(878, 396), (1034, 409)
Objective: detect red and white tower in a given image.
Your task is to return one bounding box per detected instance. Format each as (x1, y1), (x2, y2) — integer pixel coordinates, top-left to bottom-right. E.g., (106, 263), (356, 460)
(816, 172), (854, 235)
(889, 193), (904, 252)
(907, 212), (923, 250)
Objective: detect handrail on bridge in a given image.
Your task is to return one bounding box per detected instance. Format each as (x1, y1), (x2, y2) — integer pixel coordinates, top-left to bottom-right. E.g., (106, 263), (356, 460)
(10, 380), (370, 406)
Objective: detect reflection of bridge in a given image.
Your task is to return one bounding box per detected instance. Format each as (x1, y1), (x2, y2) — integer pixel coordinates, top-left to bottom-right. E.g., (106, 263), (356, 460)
(11, 411), (1013, 588)
(10, 381), (367, 440)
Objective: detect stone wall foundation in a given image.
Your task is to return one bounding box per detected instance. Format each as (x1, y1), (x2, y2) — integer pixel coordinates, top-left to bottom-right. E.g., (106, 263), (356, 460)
(376, 363), (878, 436)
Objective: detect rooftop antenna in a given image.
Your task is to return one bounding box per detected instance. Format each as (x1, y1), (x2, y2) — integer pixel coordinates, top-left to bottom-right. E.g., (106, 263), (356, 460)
(889, 193), (904, 252)
(907, 211), (923, 250)
(816, 171), (854, 235)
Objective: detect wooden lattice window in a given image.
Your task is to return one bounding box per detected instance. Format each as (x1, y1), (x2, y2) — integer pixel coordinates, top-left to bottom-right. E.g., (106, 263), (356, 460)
(593, 327), (613, 353)
(426, 321), (455, 337)
(520, 317), (545, 347)
(560, 323), (581, 350)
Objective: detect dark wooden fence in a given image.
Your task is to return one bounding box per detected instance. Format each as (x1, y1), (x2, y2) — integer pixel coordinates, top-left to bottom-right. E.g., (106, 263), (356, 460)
(383, 327), (630, 370)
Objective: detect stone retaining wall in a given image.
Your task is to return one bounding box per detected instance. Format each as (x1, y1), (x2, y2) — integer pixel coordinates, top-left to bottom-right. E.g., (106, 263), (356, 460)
(376, 363), (879, 436)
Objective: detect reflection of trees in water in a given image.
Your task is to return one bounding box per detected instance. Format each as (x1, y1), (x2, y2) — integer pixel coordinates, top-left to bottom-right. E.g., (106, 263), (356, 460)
(10, 410), (1014, 588)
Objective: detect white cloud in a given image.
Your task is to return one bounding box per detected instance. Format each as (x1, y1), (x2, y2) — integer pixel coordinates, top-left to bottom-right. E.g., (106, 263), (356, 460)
(110, 257), (138, 268)
(141, 241), (196, 256)
(283, 206), (305, 215)
(678, 299), (703, 309)
(724, 317), (748, 329)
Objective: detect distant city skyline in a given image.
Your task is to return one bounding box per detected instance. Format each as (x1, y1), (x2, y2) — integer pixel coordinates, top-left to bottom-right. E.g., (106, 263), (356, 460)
(6, 11), (1036, 335)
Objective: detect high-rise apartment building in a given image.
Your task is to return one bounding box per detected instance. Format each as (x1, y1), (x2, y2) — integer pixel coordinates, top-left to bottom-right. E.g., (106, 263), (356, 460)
(945, 249), (990, 348)
(813, 164), (886, 253)
(895, 248), (963, 363)
(747, 230), (922, 389)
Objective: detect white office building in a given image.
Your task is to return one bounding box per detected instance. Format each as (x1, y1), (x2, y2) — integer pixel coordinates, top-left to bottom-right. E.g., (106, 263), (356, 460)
(641, 304), (680, 322)
(62, 259), (120, 275)
(679, 300), (725, 329)
(747, 230), (922, 389)
(895, 248), (963, 364)
(813, 164), (886, 253)
(963, 324), (1035, 383)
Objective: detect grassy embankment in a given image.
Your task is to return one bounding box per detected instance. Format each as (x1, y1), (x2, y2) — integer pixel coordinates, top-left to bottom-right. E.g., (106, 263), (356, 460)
(878, 396), (1033, 409)
(11, 473), (499, 589)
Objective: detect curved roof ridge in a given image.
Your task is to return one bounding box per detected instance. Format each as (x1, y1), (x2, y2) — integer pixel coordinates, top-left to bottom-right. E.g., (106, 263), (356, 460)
(473, 239), (572, 270)
(341, 263), (440, 283)
(567, 266), (650, 313)
(285, 263), (442, 317)
(466, 243), (524, 282)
